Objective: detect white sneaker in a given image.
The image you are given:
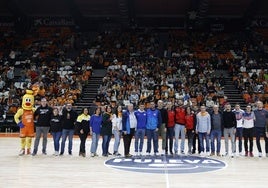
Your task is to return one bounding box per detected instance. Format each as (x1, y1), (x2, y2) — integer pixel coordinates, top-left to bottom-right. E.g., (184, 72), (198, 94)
(54, 151), (59, 156)
(19, 149), (25, 156)
(200, 152), (205, 157)
(239, 152), (243, 156)
(206, 152), (210, 156)
(230, 153), (234, 158)
(135, 152), (139, 156)
(146, 152), (150, 156)
(259, 152), (262, 157)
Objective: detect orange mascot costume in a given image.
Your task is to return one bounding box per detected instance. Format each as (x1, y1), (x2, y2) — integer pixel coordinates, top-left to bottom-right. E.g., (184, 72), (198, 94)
(14, 90), (35, 156)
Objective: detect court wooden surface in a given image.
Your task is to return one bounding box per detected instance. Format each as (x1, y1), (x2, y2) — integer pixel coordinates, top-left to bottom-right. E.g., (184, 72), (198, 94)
(0, 133), (267, 188)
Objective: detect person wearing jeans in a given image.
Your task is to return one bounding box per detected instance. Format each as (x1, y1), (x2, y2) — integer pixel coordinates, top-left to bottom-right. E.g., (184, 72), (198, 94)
(90, 107), (102, 157)
(253, 101), (268, 157)
(101, 105), (113, 157)
(50, 108), (62, 156)
(196, 105), (211, 156)
(145, 101), (161, 156)
(134, 103), (147, 156)
(112, 106), (123, 156)
(210, 105), (223, 156)
(60, 103), (78, 156)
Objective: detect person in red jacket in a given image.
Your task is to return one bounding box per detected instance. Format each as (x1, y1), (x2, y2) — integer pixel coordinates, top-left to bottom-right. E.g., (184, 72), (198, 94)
(174, 99), (186, 155)
(166, 101), (175, 155)
(185, 106), (196, 155)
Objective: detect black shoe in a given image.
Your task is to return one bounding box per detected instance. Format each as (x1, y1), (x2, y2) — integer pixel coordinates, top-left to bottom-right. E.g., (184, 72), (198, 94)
(32, 152), (37, 156)
(68, 151), (72, 155)
(108, 152), (112, 155)
(79, 153), (85, 157)
(125, 154), (133, 158)
(102, 154), (108, 157)
(114, 152), (121, 156)
(59, 152), (64, 156)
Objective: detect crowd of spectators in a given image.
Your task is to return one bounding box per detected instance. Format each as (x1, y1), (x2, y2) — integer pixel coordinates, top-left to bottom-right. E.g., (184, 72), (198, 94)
(94, 28), (268, 111)
(0, 25), (268, 121)
(0, 26), (99, 118)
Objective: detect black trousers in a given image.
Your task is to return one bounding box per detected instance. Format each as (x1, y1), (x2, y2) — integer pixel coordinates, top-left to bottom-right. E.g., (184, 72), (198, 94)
(243, 127), (254, 152)
(166, 127), (174, 153)
(123, 128), (135, 156)
(78, 131), (89, 153)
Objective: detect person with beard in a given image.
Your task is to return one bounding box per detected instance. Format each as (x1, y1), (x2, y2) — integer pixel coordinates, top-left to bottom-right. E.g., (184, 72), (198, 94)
(146, 101), (161, 156)
(253, 101), (268, 157)
(222, 104), (237, 157)
(60, 103), (78, 155)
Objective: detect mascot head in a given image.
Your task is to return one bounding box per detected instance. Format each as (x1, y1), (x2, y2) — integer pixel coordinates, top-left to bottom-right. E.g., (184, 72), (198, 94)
(22, 90), (34, 110)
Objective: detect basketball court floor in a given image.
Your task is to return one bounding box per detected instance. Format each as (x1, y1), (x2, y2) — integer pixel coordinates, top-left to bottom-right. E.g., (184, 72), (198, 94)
(0, 134), (267, 188)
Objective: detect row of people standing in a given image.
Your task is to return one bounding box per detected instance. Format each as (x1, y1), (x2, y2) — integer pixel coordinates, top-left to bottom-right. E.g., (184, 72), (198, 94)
(32, 99), (79, 156)
(28, 97), (268, 158)
(194, 101), (268, 157)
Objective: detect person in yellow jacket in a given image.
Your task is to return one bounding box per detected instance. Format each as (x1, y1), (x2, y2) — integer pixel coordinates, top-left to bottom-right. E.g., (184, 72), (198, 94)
(14, 90), (35, 156)
(76, 108), (90, 157)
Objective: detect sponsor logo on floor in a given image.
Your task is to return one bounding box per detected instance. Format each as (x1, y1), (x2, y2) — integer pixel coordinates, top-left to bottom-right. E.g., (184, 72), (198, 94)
(105, 155), (227, 174)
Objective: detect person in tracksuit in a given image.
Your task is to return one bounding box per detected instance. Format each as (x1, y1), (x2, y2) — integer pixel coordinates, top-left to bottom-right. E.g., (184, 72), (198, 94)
(146, 101), (162, 156)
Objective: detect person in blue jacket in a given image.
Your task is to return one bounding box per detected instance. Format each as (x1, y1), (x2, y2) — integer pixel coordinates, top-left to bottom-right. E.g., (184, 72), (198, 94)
(146, 101), (162, 156)
(122, 103), (137, 158)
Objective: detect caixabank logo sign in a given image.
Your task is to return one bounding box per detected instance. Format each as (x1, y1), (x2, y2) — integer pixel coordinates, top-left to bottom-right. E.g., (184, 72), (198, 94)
(105, 155), (226, 174)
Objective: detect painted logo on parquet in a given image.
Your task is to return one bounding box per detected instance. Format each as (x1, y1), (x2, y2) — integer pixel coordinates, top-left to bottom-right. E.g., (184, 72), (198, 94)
(105, 155), (226, 174)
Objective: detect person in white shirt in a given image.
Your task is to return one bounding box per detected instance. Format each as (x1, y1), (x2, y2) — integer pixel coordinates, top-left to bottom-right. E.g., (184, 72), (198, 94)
(232, 104), (245, 155)
(112, 105), (123, 156)
(242, 105), (255, 157)
(122, 103), (137, 157)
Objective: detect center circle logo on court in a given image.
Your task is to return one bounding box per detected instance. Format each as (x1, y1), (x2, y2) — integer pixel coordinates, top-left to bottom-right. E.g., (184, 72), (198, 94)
(105, 155), (227, 174)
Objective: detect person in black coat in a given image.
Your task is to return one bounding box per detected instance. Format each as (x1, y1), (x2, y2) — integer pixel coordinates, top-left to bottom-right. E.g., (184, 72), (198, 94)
(60, 103), (78, 155)
(50, 108), (62, 156)
(101, 105), (113, 156)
